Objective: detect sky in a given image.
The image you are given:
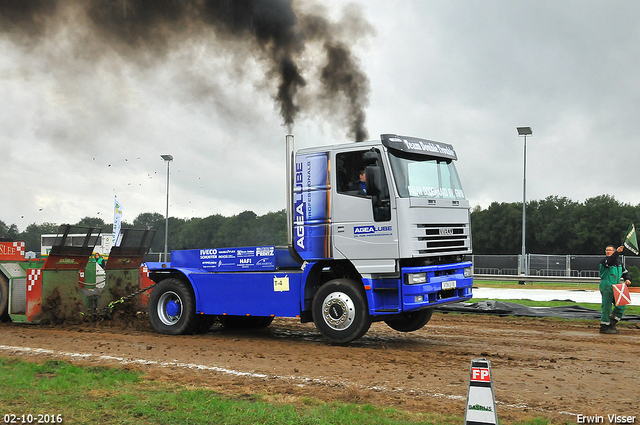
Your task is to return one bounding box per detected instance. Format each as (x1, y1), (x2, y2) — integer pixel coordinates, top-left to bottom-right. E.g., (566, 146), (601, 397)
(1, 0), (639, 232)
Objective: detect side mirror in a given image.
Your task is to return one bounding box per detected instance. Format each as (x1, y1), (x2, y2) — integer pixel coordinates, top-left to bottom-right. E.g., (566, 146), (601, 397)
(362, 149), (391, 222)
(363, 150), (378, 165)
(365, 166), (382, 197)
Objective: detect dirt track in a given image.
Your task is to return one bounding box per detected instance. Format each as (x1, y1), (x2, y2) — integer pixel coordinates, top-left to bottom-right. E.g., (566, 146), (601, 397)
(1, 313), (639, 424)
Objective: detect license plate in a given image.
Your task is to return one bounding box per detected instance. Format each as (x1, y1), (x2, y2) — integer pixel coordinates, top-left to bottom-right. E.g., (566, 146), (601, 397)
(442, 280), (457, 290)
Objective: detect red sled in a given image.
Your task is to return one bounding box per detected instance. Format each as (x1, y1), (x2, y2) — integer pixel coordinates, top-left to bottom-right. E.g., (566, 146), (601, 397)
(613, 283), (631, 306)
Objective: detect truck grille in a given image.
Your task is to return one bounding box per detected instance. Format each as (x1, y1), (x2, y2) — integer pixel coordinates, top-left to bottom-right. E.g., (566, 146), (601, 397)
(413, 223), (471, 255)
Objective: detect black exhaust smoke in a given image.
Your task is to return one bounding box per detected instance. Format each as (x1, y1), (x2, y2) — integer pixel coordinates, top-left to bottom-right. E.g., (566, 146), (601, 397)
(0, 0), (371, 141)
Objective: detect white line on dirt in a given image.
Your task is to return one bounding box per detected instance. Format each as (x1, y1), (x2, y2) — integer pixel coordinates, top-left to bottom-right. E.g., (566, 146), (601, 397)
(0, 344), (576, 417)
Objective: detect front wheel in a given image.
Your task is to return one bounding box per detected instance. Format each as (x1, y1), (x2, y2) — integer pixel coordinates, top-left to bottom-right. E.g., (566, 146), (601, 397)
(312, 279), (371, 344)
(384, 308), (433, 332)
(148, 278), (196, 335)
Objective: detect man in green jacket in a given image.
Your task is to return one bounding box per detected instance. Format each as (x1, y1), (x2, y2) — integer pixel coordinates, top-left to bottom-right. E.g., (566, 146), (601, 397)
(599, 245), (631, 334)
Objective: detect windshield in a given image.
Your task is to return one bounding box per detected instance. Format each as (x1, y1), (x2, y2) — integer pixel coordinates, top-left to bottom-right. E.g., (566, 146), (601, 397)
(388, 150), (465, 199)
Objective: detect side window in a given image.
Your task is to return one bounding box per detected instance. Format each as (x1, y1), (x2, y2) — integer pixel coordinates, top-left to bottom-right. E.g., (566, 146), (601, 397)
(336, 151), (368, 196)
(336, 150), (390, 222)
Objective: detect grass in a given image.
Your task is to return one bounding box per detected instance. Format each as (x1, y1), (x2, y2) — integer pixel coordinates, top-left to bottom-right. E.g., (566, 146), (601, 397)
(0, 357), (453, 425)
(0, 357), (565, 425)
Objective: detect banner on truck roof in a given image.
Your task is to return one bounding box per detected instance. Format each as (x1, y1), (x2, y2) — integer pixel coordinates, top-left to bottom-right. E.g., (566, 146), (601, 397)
(381, 134), (457, 160)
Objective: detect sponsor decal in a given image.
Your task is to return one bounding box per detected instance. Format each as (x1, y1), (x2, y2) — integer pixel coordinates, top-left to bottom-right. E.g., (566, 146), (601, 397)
(468, 404), (493, 412)
(295, 201), (305, 250)
(293, 153), (330, 259)
(200, 248), (218, 259)
(385, 135), (457, 160)
(408, 186), (464, 199)
(237, 249), (255, 257)
(256, 258), (270, 266)
(0, 244), (17, 255)
(294, 161), (305, 250)
(390, 137), (456, 157)
(256, 246), (274, 256)
(57, 258), (78, 265)
(353, 225), (393, 237)
(194, 246), (277, 271)
(0, 241), (25, 259)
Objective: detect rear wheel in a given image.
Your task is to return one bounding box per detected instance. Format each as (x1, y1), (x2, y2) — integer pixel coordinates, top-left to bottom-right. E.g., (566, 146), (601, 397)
(384, 308), (433, 332)
(312, 279), (371, 344)
(148, 278), (196, 335)
(0, 274), (9, 322)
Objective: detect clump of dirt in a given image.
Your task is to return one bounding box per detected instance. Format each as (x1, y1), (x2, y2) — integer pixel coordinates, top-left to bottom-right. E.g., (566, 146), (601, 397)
(107, 311), (153, 332)
(41, 280), (151, 328)
(41, 287), (87, 325)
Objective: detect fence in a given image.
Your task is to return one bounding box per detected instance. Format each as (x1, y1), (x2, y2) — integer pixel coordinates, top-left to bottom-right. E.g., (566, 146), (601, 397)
(472, 254), (640, 278)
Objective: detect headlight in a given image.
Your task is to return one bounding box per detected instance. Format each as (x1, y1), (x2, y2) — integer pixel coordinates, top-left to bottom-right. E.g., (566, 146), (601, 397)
(464, 267), (473, 278)
(407, 273), (427, 284)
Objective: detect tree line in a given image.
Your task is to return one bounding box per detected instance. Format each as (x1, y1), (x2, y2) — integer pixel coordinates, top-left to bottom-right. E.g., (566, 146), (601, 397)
(1, 194), (638, 256)
(0, 210), (288, 255)
(471, 195), (640, 255)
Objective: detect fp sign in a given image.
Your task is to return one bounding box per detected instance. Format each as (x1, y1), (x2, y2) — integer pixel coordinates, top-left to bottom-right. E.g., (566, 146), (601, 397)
(471, 368), (491, 382)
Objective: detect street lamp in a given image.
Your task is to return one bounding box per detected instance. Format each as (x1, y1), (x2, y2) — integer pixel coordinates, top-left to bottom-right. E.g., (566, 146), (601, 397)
(161, 154), (173, 262)
(516, 127), (532, 276)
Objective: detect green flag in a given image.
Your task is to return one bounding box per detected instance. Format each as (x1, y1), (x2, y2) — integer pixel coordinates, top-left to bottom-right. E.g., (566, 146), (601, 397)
(624, 223), (639, 255)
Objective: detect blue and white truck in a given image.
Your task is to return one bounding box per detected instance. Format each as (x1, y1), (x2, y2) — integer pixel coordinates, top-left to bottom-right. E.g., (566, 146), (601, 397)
(146, 134), (473, 343)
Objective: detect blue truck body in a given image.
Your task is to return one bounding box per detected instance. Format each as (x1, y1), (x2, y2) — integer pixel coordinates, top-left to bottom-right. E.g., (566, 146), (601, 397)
(146, 134), (473, 343)
(147, 248), (471, 319)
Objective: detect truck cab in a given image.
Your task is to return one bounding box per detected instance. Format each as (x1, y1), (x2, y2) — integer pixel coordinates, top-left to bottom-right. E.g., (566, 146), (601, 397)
(293, 134), (470, 268)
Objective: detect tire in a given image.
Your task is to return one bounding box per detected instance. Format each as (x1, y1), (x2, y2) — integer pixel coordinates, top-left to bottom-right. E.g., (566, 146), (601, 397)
(384, 308), (433, 332)
(219, 315), (274, 329)
(312, 279), (371, 344)
(148, 278), (196, 335)
(0, 274), (9, 322)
